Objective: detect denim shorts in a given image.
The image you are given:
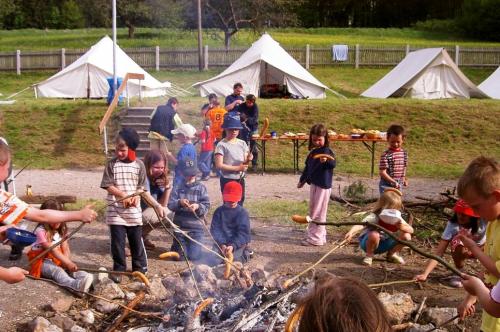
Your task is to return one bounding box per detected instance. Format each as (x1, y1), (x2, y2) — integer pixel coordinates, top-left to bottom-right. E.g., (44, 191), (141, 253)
(359, 232), (397, 254)
(379, 178), (404, 195)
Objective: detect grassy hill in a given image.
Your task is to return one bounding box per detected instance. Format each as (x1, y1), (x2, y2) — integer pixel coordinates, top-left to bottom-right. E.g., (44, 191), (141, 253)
(1, 27), (500, 51)
(1, 67), (499, 179)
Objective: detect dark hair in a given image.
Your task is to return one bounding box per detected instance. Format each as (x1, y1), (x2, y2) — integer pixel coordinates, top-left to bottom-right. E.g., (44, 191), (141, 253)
(386, 124), (406, 138)
(233, 82), (243, 89)
(246, 94), (256, 102)
(143, 150), (169, 187)
(40, 199), (63, 211)
(298, 276), (392, 332)
(117, 128), (140, 151)
(208, 93), (217, 101)
(167, 97), (179, 106)
(308, 123), (329, 150)
(449, 213), (480, 234)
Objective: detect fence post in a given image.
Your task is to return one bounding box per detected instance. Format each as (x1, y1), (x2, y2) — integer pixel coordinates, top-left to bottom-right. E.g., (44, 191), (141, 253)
(204, 45), (208, 70)
(61, 48), (66, 69)
(155, 46), (160, 71)
(406, 44), (410, 55)
(16, 50), (21, 75)
(355, 44), (360, 69)
(455, 45), (460, 66)
(305, 44), (310, 69)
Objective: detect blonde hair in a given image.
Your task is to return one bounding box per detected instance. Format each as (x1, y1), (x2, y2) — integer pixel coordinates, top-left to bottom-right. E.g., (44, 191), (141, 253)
(458, 156), (499, 198)
(373, 190), (403, 215)
(0, 139), (10, 166)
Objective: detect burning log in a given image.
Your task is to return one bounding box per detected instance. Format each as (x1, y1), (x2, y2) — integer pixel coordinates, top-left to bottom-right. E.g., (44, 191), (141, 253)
(105, 291), (145, 332)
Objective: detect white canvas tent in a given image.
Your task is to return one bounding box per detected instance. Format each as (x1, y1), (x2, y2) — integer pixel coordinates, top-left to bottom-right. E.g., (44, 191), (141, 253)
(479, 67), (500, 99)
(193, 33), (332, 99)
(361, 48), (487, 99)
(34, 36), (171, 98)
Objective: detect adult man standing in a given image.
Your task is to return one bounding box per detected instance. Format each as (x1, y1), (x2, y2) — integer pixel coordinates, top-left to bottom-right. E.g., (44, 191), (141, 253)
(225, 82), (244, 112)
(149, 97), (183, 155)
(236, 94), (259, 171)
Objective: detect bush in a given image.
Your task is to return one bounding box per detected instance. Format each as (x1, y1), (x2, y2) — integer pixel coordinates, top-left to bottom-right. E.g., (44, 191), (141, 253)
(413, 19), (459, 33)
(456, 0), (500, 41)
(343, 181), (368, 201)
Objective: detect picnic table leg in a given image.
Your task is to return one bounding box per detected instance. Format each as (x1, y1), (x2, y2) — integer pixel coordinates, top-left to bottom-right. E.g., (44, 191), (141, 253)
(361, 141), (376, 178)
(262, 140), (266, 174)
(293, 139), (298, 174)
(371, 141), (375, 178)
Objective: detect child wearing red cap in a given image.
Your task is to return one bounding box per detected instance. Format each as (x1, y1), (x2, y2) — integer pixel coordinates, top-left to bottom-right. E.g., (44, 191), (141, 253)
(209, 181), (251, 265)
(414, 199), (486, 287)
(101, 128), (148, 282)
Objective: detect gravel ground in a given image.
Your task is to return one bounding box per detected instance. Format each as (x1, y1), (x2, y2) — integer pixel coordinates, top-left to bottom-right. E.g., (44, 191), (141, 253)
(0, 169), (468, 331)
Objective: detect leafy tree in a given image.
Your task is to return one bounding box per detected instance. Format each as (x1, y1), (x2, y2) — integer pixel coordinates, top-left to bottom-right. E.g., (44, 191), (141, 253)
(0, 0), (16, 28)
(60, 0), (85, 28)
(457, 0), (500, 41)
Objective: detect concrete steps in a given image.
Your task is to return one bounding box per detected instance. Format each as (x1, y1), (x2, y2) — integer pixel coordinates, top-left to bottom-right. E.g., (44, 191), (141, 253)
(108, 107), (156, 160)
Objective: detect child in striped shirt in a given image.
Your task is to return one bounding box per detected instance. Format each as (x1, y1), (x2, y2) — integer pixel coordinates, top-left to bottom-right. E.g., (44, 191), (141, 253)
(379, 124), (408, 194)
(101, 128), (147, 283)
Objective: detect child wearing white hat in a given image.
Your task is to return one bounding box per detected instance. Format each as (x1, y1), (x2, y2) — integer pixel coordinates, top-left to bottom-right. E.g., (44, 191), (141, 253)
(344, 188), (413, 266)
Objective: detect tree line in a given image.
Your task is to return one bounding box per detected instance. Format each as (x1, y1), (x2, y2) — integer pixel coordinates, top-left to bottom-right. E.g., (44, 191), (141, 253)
(0, 0), (498, 44)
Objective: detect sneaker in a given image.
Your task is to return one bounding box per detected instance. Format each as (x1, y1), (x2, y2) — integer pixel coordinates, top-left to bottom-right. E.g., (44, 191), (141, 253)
(362, 256), (373, 266)
(78, 274), (94, 293)
(301, 239), (315, 246)
(244, 248), (254, 259)
(8, 245), (23, 261)
(201, 175), (210, 181)
(448, 276), (463, 288)
(387, 253), (405, 264)
(144, 238), (156, 250)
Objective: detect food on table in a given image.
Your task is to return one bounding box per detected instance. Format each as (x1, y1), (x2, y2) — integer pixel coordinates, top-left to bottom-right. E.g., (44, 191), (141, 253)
(337, 134), (349, 139)
(364, 130), (380, 139)
(350, 128), (365, 134)
(283, 132), (297, 137)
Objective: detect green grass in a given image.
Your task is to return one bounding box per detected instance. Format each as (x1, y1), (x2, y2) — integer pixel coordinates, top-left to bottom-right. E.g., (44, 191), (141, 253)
(1, 67), (499, 178)
(1, 27), (500, 52)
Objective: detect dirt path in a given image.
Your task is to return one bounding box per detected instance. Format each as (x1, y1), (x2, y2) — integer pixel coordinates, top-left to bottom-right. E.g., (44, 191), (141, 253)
(1, 169), (476, 331)
(13, 168), (457, 202)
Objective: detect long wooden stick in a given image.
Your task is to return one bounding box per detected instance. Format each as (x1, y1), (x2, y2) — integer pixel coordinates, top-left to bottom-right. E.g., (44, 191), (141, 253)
(140, 192), (240, 271)
(304, 220), (463, 276)
(26, 275), (165, 321)
(368, 279), (417, 288)
(105, 291), (145, 332)
(425, 314), (460, 332)
(283, 239), (348, 288)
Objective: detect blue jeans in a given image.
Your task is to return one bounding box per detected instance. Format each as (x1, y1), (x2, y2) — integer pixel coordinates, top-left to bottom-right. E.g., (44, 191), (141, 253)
(198, 151), (213, 177)
(379, 178), (404, 195)
(171, 229), (204, 261)
(359, 232), (397, 254)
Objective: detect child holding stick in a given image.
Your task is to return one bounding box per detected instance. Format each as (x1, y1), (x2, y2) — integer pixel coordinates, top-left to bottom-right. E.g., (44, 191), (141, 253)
(344, 188), (413, 266)
(101, 128), (148, 283)
(0, 140), (97, 284)
(449, 156), (500, 331)
(297, 124), (336, 246)
(168, 158), (210, 261)
(27, 199), (93, 294)
(414, 199), (486, 288)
